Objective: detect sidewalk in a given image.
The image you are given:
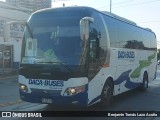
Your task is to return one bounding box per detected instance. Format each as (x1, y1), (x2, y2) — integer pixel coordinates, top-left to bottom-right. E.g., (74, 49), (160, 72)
(0, 70), (18, 80)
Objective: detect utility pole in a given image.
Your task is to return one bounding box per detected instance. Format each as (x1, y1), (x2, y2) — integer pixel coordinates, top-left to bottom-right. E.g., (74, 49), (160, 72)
(110, 0), (112, 13)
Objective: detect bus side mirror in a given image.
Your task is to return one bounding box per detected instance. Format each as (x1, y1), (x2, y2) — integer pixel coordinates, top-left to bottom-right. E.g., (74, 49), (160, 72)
(3, 21), (26, 42)
(80, 17), (94, 41)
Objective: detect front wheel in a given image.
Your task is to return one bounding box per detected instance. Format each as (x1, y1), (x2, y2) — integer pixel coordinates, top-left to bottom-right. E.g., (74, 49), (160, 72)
(100, 80), (113, 107)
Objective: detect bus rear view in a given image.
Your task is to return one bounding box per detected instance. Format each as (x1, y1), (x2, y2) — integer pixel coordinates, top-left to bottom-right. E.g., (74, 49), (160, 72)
(19, 7), (92, 107)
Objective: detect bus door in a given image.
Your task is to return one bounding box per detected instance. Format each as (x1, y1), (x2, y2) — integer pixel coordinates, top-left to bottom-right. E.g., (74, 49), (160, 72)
(88, 31), (100, 79)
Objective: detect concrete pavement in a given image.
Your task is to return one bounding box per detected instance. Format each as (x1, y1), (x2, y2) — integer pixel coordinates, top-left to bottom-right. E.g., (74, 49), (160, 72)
(0, 70), (18, 80)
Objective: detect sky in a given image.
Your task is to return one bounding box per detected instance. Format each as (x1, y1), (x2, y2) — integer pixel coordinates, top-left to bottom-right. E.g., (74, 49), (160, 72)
(52, 0), (160, 48)
(0, 0), (160, 48)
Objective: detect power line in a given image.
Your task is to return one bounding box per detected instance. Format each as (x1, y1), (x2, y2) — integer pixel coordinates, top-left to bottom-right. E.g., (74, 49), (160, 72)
(114, 0), (160, 9)
(99, 0), (160, 10)
(99, 0), (135, 9)
(138, 21), (160, 23)
(113, 0), (135, 5)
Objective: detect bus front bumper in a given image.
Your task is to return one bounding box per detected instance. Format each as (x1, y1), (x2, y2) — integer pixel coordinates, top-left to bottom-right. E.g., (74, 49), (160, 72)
(19, 89), (88, 107)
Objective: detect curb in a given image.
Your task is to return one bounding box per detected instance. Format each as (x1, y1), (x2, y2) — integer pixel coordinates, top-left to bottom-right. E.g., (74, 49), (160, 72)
(0, 99), (23, 108)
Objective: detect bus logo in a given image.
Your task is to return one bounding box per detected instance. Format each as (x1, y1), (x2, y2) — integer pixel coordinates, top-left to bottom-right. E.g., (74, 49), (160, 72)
(29, 79), (64, 87)
(118, 51), (135, 59)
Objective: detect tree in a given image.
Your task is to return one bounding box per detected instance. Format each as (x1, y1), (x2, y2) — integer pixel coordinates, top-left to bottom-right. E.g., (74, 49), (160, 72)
(157, 49), (160, 61)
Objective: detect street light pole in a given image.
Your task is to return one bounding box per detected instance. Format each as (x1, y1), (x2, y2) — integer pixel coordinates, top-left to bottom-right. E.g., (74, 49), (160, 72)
(110, 0), (112, 13)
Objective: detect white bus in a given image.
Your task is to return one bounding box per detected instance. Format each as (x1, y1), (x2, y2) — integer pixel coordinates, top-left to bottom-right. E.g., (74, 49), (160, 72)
(4, 6), (157, 107)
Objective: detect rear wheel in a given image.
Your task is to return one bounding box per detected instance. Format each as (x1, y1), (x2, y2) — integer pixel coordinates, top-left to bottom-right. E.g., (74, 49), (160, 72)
(100, 80), (113, 107)
(141, 72), (148, 90)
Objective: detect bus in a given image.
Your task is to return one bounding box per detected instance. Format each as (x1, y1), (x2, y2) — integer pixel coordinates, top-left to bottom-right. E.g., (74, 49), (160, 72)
(4, 6), (157, 107)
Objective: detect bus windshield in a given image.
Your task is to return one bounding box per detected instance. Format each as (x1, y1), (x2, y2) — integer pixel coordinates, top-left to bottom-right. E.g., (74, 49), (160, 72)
(22, 12), (84, 66)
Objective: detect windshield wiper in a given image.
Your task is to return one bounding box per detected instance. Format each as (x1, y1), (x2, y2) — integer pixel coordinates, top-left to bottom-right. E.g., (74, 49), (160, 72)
(37, 61), (72, 72)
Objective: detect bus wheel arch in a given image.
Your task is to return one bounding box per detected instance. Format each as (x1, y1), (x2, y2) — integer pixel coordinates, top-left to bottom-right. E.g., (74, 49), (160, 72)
(141, 71), (148, 90)
(100, 77), (114, 107)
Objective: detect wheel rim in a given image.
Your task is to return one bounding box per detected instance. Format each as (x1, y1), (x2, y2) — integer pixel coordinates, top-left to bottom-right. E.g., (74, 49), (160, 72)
(103, 85), (112, 99)
(144, 80), (148, 88)
(143, 74), (148, 88)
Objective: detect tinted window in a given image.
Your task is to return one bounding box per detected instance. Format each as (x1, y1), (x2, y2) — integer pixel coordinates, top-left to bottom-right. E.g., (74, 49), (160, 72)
(102, 13), (156, 50)
(103, 15), (119, 48)
(90, 12), (108, 61)
(22, 8), (92, 65)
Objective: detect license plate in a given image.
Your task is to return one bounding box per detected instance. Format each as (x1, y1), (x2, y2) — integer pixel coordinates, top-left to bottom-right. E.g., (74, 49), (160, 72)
(42, 98), (52, 103)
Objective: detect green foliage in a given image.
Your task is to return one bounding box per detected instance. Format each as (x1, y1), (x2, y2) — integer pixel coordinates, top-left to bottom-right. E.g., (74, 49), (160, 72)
(157, 49), (160, 60)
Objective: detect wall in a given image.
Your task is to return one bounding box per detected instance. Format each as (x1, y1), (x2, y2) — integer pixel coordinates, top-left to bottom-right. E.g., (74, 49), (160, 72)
(0, 2), (31, 70)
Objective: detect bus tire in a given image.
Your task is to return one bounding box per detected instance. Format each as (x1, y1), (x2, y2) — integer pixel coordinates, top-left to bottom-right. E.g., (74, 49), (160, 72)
(100, 79), (113, 107)
(141, 72), (148, 90)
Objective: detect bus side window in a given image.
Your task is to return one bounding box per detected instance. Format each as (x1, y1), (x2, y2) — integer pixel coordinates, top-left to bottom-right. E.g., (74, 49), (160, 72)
(88, 12), (108, 79)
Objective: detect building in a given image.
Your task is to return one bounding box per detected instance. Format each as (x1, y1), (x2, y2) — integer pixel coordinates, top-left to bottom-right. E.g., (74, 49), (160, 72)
(6, 0), (52, 11)
(0, 1), (31, 74)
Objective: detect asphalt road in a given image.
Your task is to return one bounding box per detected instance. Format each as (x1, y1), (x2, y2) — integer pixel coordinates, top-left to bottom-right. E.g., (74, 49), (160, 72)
(1, 72), (160, 111)
(1, 67), (160, 120)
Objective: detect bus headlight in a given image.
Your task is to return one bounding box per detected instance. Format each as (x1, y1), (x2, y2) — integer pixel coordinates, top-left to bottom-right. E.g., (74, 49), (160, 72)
(63, 85), (86, 96)
(19, 84), (28, 92)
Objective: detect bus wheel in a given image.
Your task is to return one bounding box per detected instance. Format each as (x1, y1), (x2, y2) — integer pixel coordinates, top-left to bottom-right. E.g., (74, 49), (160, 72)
(100, 80), (113, 107)
(141, 72), (148, 90)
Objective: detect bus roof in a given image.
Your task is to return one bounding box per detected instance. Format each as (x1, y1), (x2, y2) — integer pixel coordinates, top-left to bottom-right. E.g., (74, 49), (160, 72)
(35, 6), (136, 25)
(101, 11), (137, 26)
(33, 6), (155, 34)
